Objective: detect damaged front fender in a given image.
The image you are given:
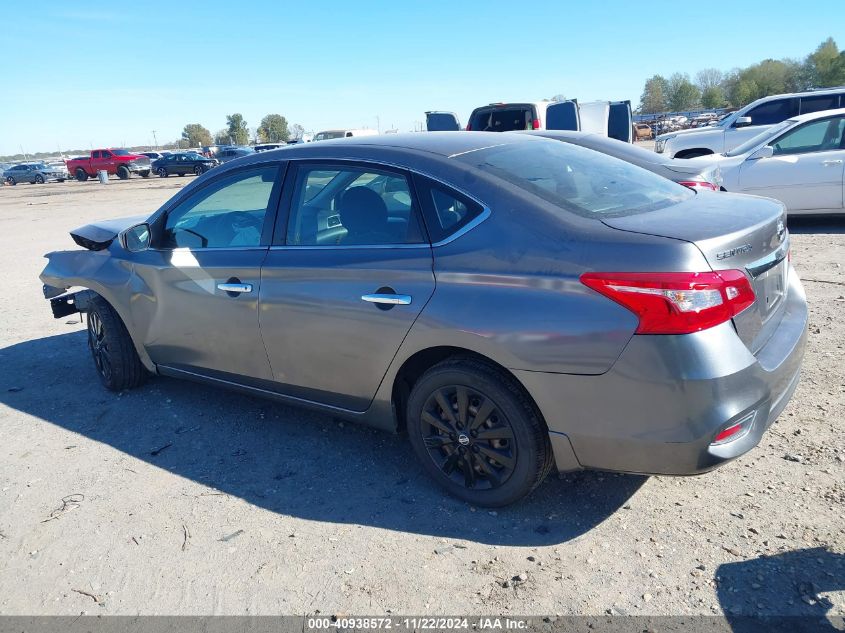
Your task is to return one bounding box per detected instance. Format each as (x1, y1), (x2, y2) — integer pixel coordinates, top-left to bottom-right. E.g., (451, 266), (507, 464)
(40, 248), (157, 372)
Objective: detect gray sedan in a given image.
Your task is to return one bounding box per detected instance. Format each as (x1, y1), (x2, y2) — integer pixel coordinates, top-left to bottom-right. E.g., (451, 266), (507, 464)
(517, 129), (722, 190)
(5, 162), (67, 184)
(40, 133), (806, 506)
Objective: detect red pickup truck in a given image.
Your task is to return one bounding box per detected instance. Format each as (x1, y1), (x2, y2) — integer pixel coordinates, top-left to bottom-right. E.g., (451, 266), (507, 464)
(66, 149), (152, 181)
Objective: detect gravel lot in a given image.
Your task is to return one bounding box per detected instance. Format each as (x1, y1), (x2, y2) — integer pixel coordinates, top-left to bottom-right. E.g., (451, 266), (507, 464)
(0, 176), (842, 617)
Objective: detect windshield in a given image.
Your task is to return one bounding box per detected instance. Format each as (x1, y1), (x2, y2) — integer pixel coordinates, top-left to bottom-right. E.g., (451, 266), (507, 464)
(725, 120), (794, 156)
(457, 139), (692, 217)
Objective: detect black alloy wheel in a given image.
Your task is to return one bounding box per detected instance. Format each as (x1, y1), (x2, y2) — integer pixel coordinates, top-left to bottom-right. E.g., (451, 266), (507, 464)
(420, 384), (517, 490)
(87, 309), (112, 384)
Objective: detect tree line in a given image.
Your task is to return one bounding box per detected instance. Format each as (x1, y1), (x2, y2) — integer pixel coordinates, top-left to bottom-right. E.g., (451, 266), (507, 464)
(638, 37), (845, 114)
(180, 113), (305, 148)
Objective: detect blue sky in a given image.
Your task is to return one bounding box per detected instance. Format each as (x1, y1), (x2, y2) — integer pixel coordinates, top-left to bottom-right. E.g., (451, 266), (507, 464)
(1, 0), (843, 155)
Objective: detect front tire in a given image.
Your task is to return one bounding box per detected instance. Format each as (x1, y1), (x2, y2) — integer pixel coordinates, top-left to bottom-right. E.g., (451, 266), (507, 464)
(157, 167), (168, 178)
(193, 165), (203, 176)
(34, 174), (45, 184)
(406, 358), (553, 507)
(140, 170), (150, 178)
(116, 165), (130, 180)
(86, 296), (147, 391)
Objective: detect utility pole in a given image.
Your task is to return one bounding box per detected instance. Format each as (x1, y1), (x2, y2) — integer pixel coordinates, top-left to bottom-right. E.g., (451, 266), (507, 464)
(152, 130), (158, 149)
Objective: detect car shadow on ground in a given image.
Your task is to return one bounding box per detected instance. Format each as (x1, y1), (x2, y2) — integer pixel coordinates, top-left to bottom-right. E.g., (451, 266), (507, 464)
(787, 216), (845, 235)
(0, 331), (645, 546)
(716, 547), (845, 632)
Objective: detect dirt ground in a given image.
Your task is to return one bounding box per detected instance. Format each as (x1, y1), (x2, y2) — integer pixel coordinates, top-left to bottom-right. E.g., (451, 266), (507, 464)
(0, 176), (842, 618)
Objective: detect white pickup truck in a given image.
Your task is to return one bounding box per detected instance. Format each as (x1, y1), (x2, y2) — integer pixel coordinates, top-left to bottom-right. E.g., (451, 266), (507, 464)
(656, 87), (845, 158)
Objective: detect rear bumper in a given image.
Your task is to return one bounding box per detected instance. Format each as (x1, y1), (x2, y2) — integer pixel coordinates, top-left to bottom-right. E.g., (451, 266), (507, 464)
(516, 267), (808, 475)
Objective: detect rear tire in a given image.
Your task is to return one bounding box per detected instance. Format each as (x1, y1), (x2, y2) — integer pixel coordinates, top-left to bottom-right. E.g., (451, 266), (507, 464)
(75, 168), (88, 182)
(116, 165), (130, 180)
(6, 177), (15, 186)
(86, 296), (147, 391)
(406, 358), (553, 507)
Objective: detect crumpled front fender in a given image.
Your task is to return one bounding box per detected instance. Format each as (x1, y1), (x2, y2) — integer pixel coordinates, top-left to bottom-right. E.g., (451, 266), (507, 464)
(40, 249), (156, 372)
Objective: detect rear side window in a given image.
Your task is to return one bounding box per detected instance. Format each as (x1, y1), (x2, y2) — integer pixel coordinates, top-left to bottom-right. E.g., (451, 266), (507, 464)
(744, 98), (799, 126)
(800, 94), (841, 114)
(415, 177), (485, 243)
(455, 140), (692, 218)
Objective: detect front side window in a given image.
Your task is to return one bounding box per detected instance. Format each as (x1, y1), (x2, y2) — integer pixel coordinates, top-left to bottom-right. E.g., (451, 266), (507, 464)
(285, 165), (424, 246)
(456, 139), (692, 217)
(161, 166), (277, 249)
(771, 117), (845, 155)
(743, 99), (799, 126)
(92, 151), (101, 159)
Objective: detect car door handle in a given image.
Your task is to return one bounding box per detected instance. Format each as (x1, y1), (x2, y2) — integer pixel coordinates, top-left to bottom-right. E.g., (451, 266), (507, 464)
(217, 282), (253, 294)
(821, 159), (843, 166)
(361, 293), (412, 305)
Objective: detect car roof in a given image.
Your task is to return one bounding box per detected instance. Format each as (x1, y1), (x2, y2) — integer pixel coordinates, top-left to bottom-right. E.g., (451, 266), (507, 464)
(748, 86), (845, 106)
(788, 106), (845, 124)
(257, 132), (536, 159)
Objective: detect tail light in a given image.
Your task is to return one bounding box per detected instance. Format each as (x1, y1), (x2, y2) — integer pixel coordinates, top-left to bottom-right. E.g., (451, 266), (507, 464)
(466, 123), (472, 131)
(580, 270), (755, 334)
(532, 118), (541, 129)
(678, 180), (718, 191)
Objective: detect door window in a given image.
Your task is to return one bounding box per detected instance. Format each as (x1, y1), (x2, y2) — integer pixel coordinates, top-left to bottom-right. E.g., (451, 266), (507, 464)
(743, 98), (799, 126)
(546, 102), (580, 131)
(771, 117), (845, 155)
(285, 165), (424, 246)
(161, 166), (278, 249)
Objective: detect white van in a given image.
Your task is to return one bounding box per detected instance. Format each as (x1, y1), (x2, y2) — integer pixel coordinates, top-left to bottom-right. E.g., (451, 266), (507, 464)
(312, 129), (379, 142)
(462, 100), (633, 142)
(656, 87), (845, 158)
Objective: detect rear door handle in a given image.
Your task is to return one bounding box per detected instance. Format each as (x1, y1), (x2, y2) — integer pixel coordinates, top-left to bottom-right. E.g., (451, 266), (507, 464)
(217, 282), (253, 294)
(361, 293), (412, 305)
(822, 159), (843, 165)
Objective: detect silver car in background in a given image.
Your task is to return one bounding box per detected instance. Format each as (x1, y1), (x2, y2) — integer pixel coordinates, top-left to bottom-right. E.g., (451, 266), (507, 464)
(40, 133), (807, 506)
(517, 130), (723, 190)
(4, 162), (68, 184)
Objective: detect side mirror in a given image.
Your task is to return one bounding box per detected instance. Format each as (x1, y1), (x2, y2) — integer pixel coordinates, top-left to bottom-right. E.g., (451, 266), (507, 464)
(122, 223), (151, 252)
(748, 145), (774, 161)
(733, 116), (753, 128)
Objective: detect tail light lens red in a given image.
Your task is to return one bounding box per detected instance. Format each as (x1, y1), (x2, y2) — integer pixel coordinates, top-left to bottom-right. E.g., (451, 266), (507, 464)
(580, 270), (755, 334)
(466, 123), (472, 131)
(678, 180), (719, 191)
(532, 118), (541, 129)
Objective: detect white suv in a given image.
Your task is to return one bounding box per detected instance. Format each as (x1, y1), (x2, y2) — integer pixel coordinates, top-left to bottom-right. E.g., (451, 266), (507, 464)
(656, 87), (845, 158)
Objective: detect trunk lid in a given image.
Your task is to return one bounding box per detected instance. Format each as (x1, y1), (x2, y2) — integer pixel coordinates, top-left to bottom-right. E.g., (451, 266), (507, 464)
(602, 192), (789, 354)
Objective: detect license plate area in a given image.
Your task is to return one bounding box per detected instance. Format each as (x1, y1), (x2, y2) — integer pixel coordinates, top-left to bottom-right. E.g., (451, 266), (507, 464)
(758, 259), (787, 321)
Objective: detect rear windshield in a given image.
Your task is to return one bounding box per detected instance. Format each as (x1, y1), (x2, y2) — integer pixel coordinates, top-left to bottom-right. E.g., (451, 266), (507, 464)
(455, 139), (692, 217)
(470, 106), (534, 132)
(427, 112), (460, 131)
